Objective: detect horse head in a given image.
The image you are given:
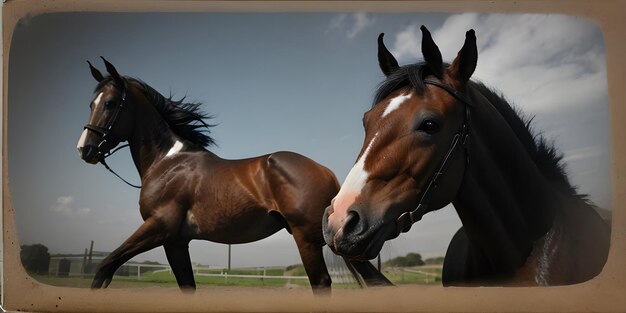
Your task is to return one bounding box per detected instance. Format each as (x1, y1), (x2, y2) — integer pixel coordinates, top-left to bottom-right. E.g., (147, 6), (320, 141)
(77, 58), (135, 164)
(323, 26), (477, 260)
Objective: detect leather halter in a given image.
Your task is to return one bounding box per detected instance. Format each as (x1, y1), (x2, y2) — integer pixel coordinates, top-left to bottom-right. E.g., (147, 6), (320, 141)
(84, 87), (141, 189)
(396, 79), (471, 235)
(84, 88), (127, 155)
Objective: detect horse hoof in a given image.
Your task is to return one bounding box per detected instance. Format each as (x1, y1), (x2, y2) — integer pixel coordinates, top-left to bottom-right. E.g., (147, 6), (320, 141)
(180, 287), (196, 294)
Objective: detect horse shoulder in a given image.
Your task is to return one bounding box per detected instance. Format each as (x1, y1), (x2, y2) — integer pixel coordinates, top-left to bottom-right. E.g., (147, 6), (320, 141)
(139, 153), (207, 209)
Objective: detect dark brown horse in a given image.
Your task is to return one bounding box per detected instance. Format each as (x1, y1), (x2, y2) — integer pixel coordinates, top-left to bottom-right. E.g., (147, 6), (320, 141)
(76, 58), (390, 294)
(322, 26), (610, 286)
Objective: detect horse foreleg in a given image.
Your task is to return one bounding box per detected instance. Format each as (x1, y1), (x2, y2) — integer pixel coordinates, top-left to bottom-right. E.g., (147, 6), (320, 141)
(346, 260), (394, 287)
(164, 241), (196, 292)
(291, 231), (332, 296)
(91, 217), (172, 289)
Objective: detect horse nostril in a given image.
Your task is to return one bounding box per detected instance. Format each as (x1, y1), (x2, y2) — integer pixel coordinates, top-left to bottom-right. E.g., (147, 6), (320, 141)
(343, 210), (364, 236)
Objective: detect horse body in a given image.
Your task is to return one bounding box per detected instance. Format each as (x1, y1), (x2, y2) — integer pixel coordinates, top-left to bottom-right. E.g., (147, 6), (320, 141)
(442, 84), (610, 285)
(139, 149), (338, 245)
(322, 27), (609, 286)
(78, 59), (391, 293)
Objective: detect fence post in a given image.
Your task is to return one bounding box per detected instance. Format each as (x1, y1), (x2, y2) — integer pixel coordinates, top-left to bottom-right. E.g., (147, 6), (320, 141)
(137, 265), (141, 280)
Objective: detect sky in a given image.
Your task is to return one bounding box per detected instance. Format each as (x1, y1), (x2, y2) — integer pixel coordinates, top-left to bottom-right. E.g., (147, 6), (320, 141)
(6, 12), (609, 268)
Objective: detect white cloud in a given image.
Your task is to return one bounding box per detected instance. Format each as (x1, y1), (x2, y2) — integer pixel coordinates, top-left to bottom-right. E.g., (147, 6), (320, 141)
(390, 14), (606, 114)
(389, 24), (421, 61)
(328, 13), (374, 39)
(50, 195), (91, 217)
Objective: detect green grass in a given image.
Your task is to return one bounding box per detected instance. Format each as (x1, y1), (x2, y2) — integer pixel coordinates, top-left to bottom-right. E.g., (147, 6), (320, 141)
(27, 268), (311, 289)
(142, 270), (308, 287)
(28, 265), (442, 289)
(382, 267), (442, 284)
(284, 265), (307, 276)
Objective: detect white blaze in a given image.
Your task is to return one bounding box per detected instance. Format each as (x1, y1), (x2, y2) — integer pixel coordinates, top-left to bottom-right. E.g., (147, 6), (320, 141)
(166, 140), (185, 157)
(382, 93), (411, 118)
(76, 129), (89, 155)
(340, 133), (377, 195)
(76, 92), (105, 156)
(329, 133), (379, 224)
(93, 92), (104, 108)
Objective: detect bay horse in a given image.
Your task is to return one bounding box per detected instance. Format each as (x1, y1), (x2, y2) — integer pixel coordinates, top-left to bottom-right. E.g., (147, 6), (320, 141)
(76, 58), (391, 294)
(322, 26), (610, 286)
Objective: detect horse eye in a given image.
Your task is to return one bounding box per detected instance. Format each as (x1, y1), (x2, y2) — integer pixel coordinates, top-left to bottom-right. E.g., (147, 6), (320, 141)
(417, 120), (441, 134)
(103, 101), (115, 110)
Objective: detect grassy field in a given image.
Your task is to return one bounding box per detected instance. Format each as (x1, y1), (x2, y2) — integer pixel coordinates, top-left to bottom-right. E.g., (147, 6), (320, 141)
(382, 267), (442, 285)
(29, 265), (442, 289)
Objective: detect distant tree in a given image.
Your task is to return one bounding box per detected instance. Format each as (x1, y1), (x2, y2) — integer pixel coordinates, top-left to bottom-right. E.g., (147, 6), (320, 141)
(424, 257), (445, 265)
(384, 252), (425, 267)
(20, 244), (51, 274)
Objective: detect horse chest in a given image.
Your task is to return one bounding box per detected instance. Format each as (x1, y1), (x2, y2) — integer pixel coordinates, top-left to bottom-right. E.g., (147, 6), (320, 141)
(513, 227), (560, 286)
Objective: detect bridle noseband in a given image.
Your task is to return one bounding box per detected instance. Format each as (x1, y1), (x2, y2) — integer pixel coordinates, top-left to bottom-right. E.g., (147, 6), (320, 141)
(84, 87), (141, 189)
(396, 79), (471, 234)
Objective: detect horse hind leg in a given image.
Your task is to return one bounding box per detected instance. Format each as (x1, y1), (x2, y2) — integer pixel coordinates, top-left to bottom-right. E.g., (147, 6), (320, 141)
(290, 229), (332, 296)
(164, 241), (196, 292)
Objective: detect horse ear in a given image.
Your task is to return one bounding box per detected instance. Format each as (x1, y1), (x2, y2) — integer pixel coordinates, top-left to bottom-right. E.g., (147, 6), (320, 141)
(420, 25), (443, 78)
(448, 29), (477, 86)
(87, 61), (104, 82)
(100, 56), (125, 87)
(378, 33), (400, 76)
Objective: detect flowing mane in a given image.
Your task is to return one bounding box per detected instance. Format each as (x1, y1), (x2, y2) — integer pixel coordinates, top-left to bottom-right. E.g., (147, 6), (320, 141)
(95, 77), (216, 149)
(373, 62), (586, 201)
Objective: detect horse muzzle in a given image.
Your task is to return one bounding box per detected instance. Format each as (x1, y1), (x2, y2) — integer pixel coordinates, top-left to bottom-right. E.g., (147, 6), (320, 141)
(323, 204), (393, 260)
(78, 144), (102, 164)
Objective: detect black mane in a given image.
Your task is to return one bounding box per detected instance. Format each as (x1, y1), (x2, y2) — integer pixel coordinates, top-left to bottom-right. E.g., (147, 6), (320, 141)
(96, 77), (216, 149)
(373, 63), (584, 200)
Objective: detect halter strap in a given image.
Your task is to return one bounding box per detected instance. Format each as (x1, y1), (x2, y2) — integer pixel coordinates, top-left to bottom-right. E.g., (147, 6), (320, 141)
(423, 79), (471, 106)
(84, 89), (127, 153)
(84, 88), (142, 189)
(396, 80), (471, 234)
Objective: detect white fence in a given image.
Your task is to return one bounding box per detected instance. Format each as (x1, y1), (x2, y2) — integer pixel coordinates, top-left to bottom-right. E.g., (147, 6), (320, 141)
(124, 263), (312, 283)
(122, 263), (357, 284)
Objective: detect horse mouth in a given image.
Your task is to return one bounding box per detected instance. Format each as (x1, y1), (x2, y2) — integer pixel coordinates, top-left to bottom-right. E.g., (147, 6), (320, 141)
(329, 222), (395, 261)
(78, 145), (103, 164)
(82, 153), (102, 165)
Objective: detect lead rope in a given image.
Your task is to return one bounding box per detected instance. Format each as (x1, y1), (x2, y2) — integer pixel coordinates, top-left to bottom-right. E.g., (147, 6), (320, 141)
(99, 143), (142, 189)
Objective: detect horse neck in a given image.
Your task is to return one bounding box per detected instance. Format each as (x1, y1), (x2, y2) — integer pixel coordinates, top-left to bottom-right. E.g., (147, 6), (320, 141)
(451, 90), (562, 274)
(127, 95), (179, 178)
